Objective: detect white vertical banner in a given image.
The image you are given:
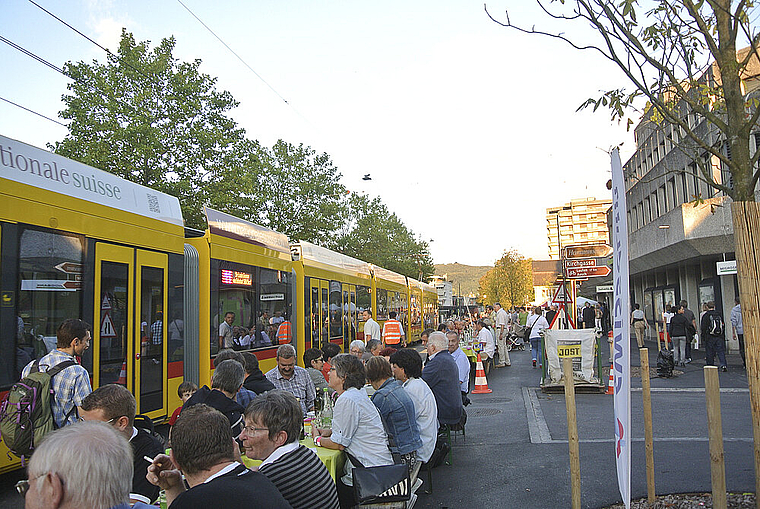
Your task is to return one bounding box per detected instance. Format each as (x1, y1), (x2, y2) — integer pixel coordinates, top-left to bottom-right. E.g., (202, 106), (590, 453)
(611, 148), (631, 508)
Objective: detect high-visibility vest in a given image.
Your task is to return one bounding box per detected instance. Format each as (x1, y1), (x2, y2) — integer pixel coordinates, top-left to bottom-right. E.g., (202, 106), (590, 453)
(382, 319), (403, 345)
(277, 321), (292, 344)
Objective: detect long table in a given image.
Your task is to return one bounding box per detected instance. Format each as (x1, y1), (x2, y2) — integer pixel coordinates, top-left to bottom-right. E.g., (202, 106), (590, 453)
(242, 438), (345, 482)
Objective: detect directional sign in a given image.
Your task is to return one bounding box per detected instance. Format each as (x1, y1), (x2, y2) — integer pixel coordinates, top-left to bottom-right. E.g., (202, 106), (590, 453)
(564, 244), (612, 259)
(55, 262), (83, 274)
(566, 266), (611, 279)
(564, 258), (598, 269)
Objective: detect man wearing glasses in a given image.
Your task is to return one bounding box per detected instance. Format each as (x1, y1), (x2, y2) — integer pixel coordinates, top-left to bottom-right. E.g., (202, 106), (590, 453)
(80, 384), (164, 504)
(16, 421), (153, 509)
(20, 318), (92, 428)
(241, 390), (339, 509)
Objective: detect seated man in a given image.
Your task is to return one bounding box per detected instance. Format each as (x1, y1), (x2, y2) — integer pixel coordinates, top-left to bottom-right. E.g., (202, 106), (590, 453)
(215, 349), (257, 408)
(421, 332), (463, 427)
(147, 404), (290, 508)
(265, 344), (316, 416)
(446, 331), (471, 404)
(242, 351), (276, 394)
(362, 339), (382, 362)
(80, 384), (164, 504)
(474, 320), (495, 366)
(20, 421), (153, 509)
(183, 359), (245, 437)
(241, 390), (339, 509)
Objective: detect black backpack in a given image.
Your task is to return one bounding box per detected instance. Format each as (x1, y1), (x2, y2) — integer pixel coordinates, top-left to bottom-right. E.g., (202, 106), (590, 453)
(708, 314), (724, 336)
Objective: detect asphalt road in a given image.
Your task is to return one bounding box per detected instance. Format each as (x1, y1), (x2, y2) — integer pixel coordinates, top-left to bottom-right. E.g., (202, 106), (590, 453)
(0, 336), (754, 508)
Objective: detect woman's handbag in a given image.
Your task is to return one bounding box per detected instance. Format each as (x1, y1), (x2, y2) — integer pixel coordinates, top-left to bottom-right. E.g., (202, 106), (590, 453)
(345, 451), (410, 504)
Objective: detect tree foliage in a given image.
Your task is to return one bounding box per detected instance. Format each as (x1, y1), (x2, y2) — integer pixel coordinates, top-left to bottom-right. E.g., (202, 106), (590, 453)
(332, 193), (435, 280)
(487, 0), (760, 201)
(53, 29), (245, 227)
(478, 249), (533, 307)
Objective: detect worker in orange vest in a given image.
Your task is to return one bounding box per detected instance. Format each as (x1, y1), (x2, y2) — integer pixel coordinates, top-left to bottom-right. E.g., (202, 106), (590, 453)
(382, 311), (405, 348)
(277, 320), (292, 344)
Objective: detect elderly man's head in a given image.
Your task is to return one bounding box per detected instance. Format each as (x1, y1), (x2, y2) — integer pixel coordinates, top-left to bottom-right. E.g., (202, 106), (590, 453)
(426, 331), (448, 356)
(446, 331), (460, 353)
(24, 421), (133, 509)
(171, 405), (235, 475)
(349, 340), (366, 358)
(211, 359), (246, 397)
(79, 384), (136, 440)
(366, 339), (382, 356)
(276, 344), (297, 379)
(241, 390), (301, 461)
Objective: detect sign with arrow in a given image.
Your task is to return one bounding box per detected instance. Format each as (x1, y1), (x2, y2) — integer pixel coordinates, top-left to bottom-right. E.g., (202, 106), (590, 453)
(564, 244), (612, 259)
(566, 266), (611, 279)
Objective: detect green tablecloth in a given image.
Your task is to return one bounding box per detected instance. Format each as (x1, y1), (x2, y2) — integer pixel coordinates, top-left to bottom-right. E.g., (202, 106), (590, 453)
(242, 438), (345, 482)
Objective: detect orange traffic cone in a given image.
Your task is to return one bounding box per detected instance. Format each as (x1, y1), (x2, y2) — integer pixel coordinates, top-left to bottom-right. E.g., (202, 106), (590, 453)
(606, 362), (614, 395)
(472, 353), (492, 394)
(117, 361), (127, 385)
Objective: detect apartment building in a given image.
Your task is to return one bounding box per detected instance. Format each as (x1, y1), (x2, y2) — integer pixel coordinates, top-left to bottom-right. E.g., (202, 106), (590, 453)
(546, 197), (612, 260)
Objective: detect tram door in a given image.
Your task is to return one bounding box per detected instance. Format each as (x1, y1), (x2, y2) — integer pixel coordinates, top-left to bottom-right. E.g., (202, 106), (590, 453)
(309, 279), (330, 350)
(94, 244), (168, 419)
(342, 284), (356, 352)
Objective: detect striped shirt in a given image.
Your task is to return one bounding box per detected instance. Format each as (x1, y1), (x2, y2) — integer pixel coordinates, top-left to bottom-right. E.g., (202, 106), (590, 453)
(21, 350), (92, 428)
(258, 444), (339, 509)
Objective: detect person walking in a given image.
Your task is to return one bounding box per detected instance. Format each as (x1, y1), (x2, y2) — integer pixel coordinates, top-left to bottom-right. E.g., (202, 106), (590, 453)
(731, 297), (745, 369)
(680, 300), (697, 364)
(701, 301), (727, 371)
(493, 302), (511, 367)
(669, 305), (690, 366)
(526, 307), (549, 368)
(630, 303), (648, 348)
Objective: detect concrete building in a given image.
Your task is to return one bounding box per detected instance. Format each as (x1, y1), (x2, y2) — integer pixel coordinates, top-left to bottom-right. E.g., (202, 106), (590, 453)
(429, 275), (454, 307)
(546, 197), (612, 260)
(623, 49), (760, 352)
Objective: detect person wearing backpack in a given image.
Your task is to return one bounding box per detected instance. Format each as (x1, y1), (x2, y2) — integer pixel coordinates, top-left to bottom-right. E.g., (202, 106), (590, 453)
(700, 301), (727, 371)
(20, 319), (93, 426)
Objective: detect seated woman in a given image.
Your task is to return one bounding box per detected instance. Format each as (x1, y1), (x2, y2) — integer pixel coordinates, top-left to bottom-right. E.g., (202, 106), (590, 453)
(312, 354), (393, 509)
(365, 356), (422, 470)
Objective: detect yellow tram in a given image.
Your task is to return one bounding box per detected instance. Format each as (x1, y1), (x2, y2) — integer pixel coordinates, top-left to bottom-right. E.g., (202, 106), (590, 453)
(0, 134), (438, 474)
(0, 135), (185, 473)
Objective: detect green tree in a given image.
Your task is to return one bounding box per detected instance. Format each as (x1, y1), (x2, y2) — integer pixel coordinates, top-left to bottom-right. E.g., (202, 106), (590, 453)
(478, 249), (533, 307)
(211, 139), (349, 244)
(333, 193), (435, 280)
(53, 29), (245, 228)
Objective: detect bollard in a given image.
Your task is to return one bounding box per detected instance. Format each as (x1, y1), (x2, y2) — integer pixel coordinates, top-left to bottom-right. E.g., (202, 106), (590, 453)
(704, 366), (727, 509)
(640, 348), (656, 504)
(563, 357), (581, 509)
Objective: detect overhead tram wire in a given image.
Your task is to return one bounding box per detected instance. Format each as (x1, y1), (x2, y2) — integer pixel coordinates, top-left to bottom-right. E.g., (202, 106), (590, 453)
(174, 0), (315, 128)
(0, 96), (68, 127)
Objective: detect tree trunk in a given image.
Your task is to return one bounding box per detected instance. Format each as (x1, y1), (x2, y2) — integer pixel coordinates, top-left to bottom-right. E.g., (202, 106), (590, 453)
(731, 201), (760, 509)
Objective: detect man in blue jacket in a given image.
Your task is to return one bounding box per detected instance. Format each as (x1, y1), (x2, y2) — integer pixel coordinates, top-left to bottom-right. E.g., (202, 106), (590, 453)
(422, 332), (463, 426)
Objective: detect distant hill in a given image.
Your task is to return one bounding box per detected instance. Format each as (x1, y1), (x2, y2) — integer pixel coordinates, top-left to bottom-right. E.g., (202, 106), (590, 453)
(433, 263), (493, 297)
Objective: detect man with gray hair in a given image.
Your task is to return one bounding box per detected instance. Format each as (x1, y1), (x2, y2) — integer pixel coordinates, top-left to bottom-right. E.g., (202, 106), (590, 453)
(183, 359), (245, 437)
(17, 421), (152, 509)
(241, 390), (339, 509)
(265, 344), (316, 416)
(422, 331), (463, 426)
(348, 339), (366, 359)
(493, 302), (511, 367)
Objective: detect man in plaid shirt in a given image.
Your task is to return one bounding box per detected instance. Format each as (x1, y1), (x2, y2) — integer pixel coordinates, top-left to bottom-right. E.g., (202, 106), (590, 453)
(265, 344), (315, 416)
(21, 319), (93, 428)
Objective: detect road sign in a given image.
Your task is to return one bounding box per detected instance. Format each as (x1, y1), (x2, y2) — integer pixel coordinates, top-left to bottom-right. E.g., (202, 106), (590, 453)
(566, 266), (611, 279)
(596, 284), (614, 293)
(55, 262), (83, 274)
(564, 244), (612, 259)
(102, 295), (112, 310)
(557, 340), (582, 358)
(564, 258), (598, 269)
(551, 284), (570, 304)
(101, 312), (117, 338)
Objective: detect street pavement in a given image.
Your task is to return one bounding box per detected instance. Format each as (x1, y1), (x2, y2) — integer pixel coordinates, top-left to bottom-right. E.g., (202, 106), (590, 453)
(0, 335), (754, 508)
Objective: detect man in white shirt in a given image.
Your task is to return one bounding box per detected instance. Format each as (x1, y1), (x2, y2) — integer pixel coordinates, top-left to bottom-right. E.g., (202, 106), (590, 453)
(475, 320), (495, 365)
(446, 331), (470, 394)
(362, 309), (381, 344)
(494, 302), (511, 367)
(219, 311), (235, 350)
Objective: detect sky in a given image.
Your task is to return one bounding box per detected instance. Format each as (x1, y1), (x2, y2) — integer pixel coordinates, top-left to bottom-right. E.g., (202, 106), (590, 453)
(0, 0), (637, 266)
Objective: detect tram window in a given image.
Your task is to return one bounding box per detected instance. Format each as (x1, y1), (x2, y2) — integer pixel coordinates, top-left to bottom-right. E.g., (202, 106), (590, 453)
(349, 290), (356, 342)
(167, 254), (184, 362)
(260, 268), (291, 346)
(304, 279), (312, 347)
(99, 261), (129, 387)
(211, 261), (256, 357)
(321, 286), (329, 346)
(140, 266), (164, 413)
(356, 286), (371, 320)
(399, 293), (407, 323)
(311, 286), (319, 346)
(329, 281), (342, 339)
(377, 289), (388, 321)
(17, 229), (83, 379)
(411, 295), (421, 326)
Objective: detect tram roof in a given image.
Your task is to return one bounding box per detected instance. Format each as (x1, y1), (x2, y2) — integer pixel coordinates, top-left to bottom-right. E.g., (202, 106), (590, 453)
(205, 207), (291, 254)
(371, 265), (408, 287)
(407, 277), (436, 293)
(291, 241), (372, 277)
(0, 134), (183, 227)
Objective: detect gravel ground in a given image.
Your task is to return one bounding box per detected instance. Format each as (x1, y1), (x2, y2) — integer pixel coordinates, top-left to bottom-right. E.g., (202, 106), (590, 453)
(605, 493), (756, 508)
